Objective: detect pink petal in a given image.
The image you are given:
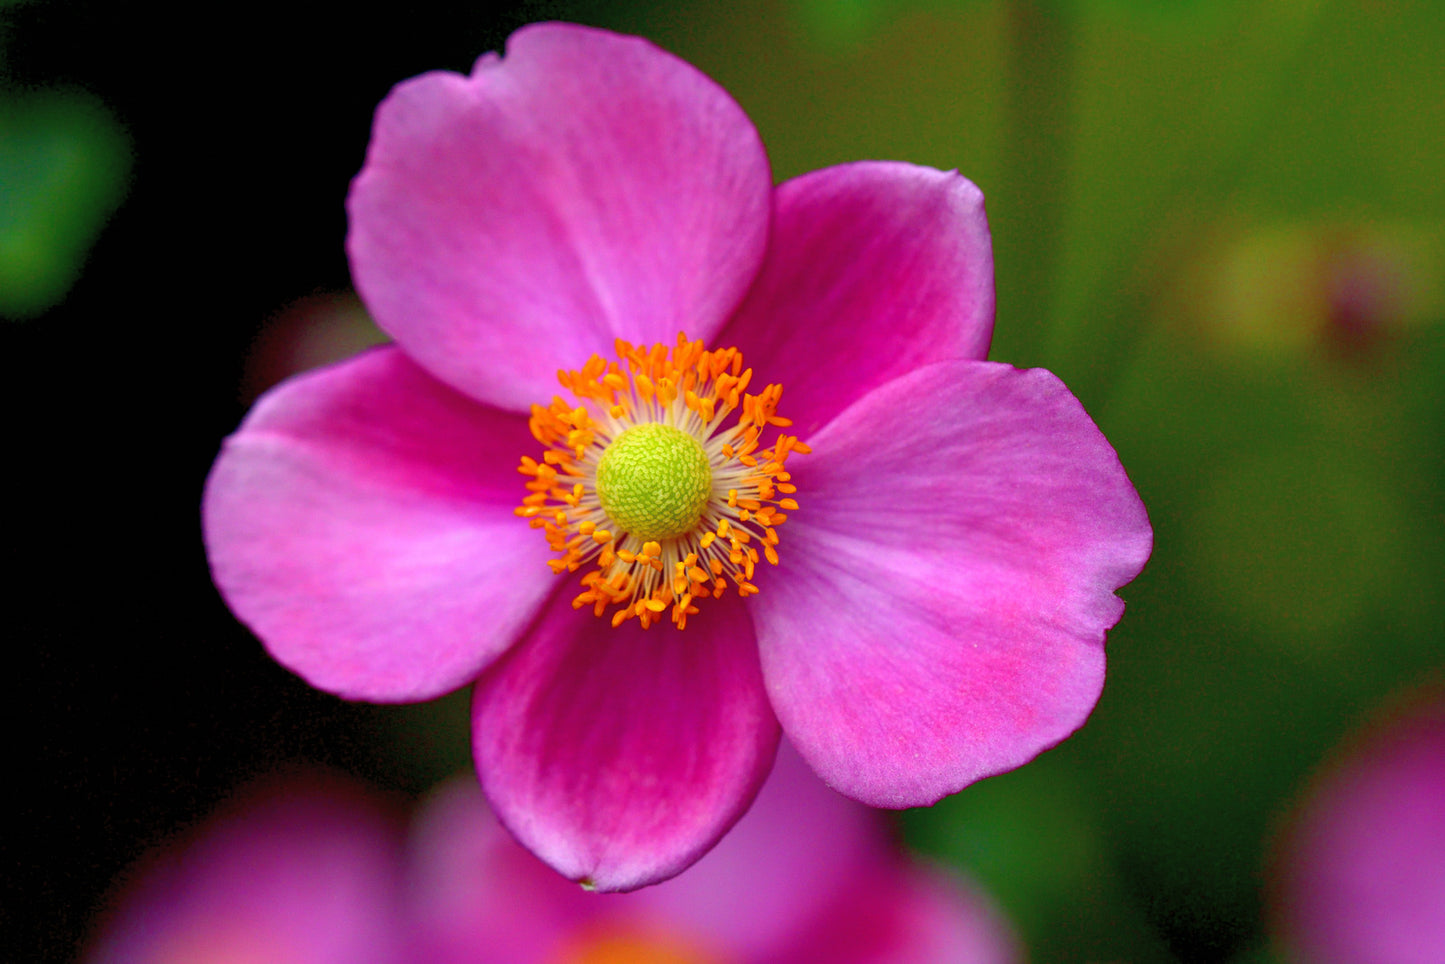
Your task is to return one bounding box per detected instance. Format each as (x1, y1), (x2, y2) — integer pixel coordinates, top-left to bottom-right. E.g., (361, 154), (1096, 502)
(718, 161), (994, 438)
(347, 22), (772, 412)
(1278, 693), (1445, 964)
(471, 594), (780, 892)
(202, 347), (554, 702)
(770, 864), (1021, 964)
(406, 778), (599, 964)
(753, 361), (1152, 807)
(618, 740), (889, 959)
(85, 774), (408, 964)
(877, 868), (1022, 964)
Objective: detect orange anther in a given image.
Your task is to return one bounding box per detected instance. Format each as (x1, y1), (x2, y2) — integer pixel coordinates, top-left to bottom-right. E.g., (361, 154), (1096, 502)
(519, 334), (803, 630)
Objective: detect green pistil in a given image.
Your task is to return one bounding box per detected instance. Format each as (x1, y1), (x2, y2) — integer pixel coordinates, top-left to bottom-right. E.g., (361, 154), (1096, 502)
(595, 423), (712, 542)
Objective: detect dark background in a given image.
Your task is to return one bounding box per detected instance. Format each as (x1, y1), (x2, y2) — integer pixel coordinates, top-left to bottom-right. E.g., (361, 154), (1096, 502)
(5, 2), (597, 959)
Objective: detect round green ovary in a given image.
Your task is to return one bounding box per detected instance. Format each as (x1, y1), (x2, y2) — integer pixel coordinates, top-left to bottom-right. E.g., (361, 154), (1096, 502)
(595, 423), (712, 542)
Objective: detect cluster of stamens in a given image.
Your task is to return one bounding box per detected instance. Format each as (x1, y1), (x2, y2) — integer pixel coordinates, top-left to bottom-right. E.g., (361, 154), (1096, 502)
(516, 334), (806, 629)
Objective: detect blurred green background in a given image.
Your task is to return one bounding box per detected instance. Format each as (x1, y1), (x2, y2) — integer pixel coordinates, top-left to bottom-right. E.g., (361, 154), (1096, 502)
(7, 1), (1441, 961)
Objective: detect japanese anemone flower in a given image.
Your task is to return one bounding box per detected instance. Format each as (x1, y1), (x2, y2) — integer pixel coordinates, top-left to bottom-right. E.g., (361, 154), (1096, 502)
(202, 22), (1152, 891)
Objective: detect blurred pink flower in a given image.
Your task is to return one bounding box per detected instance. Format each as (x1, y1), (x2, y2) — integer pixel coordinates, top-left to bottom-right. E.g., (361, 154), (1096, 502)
(202, 22), (1151, 889)
(84, 775), (409, 964)
(409, 742), (1020, 964)
(87, 753), (1019, 964)
(1274, 689), (1445, 964)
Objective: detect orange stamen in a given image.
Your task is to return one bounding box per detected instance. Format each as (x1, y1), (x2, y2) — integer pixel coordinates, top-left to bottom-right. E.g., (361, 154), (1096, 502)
(515, 333), (803, 629)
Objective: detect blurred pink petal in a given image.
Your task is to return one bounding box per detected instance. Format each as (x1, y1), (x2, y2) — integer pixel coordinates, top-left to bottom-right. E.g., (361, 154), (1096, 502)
(410, 743), (1019, 963)
(405, 775), (597, 964)
(84, 775), (407, 964)
(1277, 689), (1445, 964)
(766, 863), (1020, 964)
(86, 763), (1018, 963)
(621, 740), (893, 959)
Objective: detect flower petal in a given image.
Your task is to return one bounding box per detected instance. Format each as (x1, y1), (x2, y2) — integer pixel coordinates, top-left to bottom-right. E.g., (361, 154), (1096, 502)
(877, 868), (1022, 964)
(471, 594), (780, 892)
(769, 864), (1021, 964)
(718, 161), (994, 438)
(87, 774), (409, 964)
(202, 347), (553, 702)
(753, 361), (1152, 807)
(1278, 692), (1445, 964)
(406, 777), (599, 964)
(347, 23), (773, 411)
(613, 740), (1019, 963)
(620, 740), (888, 959)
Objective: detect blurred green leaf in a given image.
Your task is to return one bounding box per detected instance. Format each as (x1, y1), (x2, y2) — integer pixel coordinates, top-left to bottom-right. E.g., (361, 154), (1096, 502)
(0, 87), (131, 319)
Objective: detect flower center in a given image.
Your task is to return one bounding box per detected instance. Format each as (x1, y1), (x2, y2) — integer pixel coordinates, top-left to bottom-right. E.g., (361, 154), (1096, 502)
(594, 424), (712, 542)
(516, 334), (806, 630)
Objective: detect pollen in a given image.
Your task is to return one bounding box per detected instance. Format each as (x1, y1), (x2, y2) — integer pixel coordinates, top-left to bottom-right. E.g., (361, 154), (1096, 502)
(515, 333), (807, 630)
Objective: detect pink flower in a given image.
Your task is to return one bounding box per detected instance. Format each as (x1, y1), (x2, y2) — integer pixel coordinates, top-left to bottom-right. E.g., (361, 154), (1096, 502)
(83, 776), (409, 964)
(409, 742), (1020, 964)
(202, 22), (1151, 890)
(85, 752), (1019, 964)
(1274, 689), (1445, 964)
